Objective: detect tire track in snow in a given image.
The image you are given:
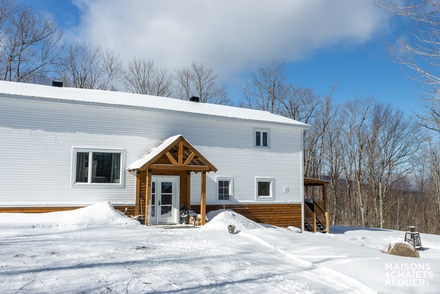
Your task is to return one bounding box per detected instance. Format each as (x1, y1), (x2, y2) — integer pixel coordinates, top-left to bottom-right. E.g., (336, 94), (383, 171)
(135, 229), (313, 293)
(239, 231), (378, 293)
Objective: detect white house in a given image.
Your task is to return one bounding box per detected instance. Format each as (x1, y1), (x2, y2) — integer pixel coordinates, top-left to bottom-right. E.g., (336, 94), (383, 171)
(0, 80), (314, 229)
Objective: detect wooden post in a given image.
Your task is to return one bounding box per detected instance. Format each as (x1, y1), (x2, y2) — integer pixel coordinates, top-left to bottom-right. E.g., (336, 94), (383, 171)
(313, 201), (317, 232)
(313, 213), (317, 233)
(145, 168), (152, 226)
(325, 212), (330, 233)
(135, 171), (141, 216)
(200, 171), (206, 225)
(178, 141), (183, 165)
(323, 183), (327, 211)
(187, 171), (191, 209)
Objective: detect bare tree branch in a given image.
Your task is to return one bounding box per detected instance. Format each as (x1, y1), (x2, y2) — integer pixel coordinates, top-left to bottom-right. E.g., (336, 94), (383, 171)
(174, 62), (229, 104)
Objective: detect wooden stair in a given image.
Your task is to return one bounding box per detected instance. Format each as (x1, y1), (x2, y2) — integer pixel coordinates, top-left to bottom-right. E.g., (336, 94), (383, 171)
(304, 200), (329, 233)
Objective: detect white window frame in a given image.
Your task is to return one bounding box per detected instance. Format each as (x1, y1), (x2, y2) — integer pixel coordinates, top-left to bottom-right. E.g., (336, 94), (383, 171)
(216, 176), (233, 202)
(254, 128), (270, 148)
(71, 148), (125, 188)
(255, 177), (275, 200)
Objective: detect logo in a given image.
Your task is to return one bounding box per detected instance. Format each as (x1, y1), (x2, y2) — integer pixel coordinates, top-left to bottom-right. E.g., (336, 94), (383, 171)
(385, 263), (433, 287)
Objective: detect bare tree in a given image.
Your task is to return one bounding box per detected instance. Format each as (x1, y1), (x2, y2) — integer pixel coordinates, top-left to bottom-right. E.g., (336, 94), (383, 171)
(376, 1), (440, 132)
(365, 103), (421, 228)
(123, 58), (173, 96)
(0, 0), (11, 27)
(174, 62), (229, 104)
(101, 50), (123, 90)
(340, 98), (377, 227)
(57, 43), (122, 90)
(0, 1), (63, 83)
(322, 101), (345, 225)
(279, 87), (322, 123)
(241, 59), (291, 113)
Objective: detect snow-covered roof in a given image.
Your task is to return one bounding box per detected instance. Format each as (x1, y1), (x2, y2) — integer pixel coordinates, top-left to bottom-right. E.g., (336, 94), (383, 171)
(127, 134), (181, 171)
(0, 81), (310, 128)
(127, 134), (217, 172)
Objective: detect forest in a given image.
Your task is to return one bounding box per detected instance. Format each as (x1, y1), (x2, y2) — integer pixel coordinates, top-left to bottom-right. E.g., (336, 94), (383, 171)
(1, 0), (440, 234)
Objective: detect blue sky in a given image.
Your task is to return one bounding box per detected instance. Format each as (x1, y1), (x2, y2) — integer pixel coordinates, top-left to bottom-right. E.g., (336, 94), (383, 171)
(16, 0), (423, 115)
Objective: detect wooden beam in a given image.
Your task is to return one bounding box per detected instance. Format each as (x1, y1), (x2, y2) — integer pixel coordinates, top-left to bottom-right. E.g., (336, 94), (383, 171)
(145, 169), (152, 226)
(313, 201), (317, 233)
(131, 135), (217, 172)
(165, 151), (179, 166)
(135, 171), (141, 216)
(313, 213), (317, 233)
(150, 164), (211, 171)
(200, 171), (206, 225)
(187, 171), (191, 209)
(183, 152), (196, 166)
(325, 212), (330, 233)
(178, 141), (184, 165)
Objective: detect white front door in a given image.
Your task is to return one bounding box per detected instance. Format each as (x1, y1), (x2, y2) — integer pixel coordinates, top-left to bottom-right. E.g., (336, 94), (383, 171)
(150, 176), (179, 225)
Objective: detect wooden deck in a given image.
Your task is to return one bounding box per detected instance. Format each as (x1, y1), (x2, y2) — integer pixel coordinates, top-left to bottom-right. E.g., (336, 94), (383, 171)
(304, 178), (330, 233)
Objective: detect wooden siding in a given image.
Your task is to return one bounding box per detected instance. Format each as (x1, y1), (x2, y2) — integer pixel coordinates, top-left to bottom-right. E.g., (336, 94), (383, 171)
(0, 204), (300, 228)
(191, 204), (302, 228)
(0, 206), (136, 216)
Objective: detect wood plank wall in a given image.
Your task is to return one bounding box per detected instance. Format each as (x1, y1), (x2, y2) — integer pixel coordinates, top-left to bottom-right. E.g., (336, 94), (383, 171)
(191, 204), (302, 228)
(0, 204), (302, 228)
(0, 206), (137, 217)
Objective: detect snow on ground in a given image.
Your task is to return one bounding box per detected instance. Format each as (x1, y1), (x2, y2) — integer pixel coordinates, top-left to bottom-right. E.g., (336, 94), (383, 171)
(1, 202), (439, 293)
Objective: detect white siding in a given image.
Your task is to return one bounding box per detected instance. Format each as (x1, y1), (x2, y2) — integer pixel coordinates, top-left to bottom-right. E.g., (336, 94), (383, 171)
(0, 95), (305, 207)
(190, 127), (303, 205)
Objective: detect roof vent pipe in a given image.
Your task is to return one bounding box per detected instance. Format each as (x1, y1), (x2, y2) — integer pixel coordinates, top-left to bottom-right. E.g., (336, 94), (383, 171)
(190, 96), (200, 103)
(52, 80), (63, 87)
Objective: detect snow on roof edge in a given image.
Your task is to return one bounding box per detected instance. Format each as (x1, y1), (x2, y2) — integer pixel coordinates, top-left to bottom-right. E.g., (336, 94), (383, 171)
(127, 134), (182, 171)
(0, 80), (310, 128)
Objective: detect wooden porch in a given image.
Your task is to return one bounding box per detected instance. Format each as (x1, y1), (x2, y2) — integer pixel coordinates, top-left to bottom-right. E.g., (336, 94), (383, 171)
(304, 178), (330, 233)
(127, 135), (217, 226)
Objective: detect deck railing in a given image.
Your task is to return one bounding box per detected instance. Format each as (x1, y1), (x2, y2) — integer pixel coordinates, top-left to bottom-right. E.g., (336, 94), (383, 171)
(304, 204), (316, 232)
(313, 200), (330, 233)
(304, 198), (329, 233)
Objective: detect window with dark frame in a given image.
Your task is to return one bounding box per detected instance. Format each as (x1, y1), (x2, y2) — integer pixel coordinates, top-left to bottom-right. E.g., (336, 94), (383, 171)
(255, 177), (274, 199)
(255, 130), (268, 147)
(218, 180), (230, 201)
(75, 151), (122, 184)
(257, 181), (271, 197)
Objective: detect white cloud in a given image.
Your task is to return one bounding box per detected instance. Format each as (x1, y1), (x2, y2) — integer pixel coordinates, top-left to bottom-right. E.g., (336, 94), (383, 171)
(69, 0), (389, 82)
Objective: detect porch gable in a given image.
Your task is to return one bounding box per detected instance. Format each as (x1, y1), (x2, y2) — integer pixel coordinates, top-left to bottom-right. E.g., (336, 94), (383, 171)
(127, 134), (217, 226)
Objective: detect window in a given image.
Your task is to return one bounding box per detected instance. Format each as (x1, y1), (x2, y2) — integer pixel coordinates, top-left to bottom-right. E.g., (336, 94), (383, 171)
(72, 148), (124, 186)
(216, 177), (233, 201)
(255, 129), (269, 147)
(256, 177), (274, 200)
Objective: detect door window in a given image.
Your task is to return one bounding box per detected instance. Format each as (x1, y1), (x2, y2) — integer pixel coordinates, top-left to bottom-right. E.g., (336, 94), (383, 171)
(149, 176), (179, 224)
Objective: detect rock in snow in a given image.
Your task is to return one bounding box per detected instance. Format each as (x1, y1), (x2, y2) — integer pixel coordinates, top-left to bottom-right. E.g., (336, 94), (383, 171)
(387, 241), (420, 258)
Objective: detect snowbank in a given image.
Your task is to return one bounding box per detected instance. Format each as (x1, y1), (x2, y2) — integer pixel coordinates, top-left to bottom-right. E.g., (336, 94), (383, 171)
(1, 205), (440, 292)
(203, 209), (264, 231)
(0, 201), (139, 229)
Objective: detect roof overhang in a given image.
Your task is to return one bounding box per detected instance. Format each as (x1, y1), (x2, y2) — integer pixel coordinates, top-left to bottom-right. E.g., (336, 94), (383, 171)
(304, 177), (330, 186)
(127, 134), (217, 173)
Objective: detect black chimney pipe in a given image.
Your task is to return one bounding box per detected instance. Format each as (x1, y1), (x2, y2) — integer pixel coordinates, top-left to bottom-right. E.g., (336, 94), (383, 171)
(190, 96), (200, 103)
(52, 80), (63, 87)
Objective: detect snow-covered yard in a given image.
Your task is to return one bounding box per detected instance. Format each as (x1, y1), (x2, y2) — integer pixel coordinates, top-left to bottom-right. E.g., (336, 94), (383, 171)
(1, 202), (439, 293)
